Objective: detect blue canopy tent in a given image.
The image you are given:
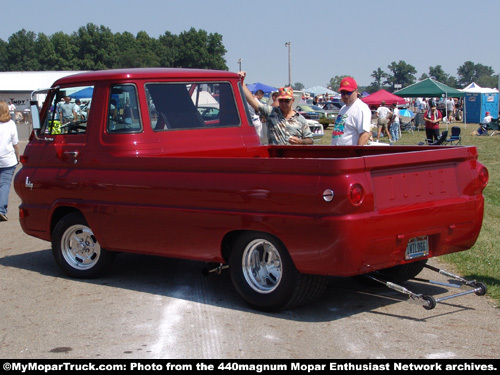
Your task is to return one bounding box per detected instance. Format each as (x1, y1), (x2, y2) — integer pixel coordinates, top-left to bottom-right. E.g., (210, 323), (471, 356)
(246, 82), (277, 94)
(70, 86), (94, 100)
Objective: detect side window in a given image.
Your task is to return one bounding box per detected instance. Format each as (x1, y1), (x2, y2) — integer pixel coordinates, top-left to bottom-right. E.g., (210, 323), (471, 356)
(43, 85), (93, 135)
(146, 82), (240, 131)
(107, 84), (142, 133)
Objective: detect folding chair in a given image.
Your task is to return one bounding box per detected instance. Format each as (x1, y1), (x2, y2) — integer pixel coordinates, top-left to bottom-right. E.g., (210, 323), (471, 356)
(418, 131), (448, 146)
(487, 119), (499, 136)
(445, 126), (461, 145)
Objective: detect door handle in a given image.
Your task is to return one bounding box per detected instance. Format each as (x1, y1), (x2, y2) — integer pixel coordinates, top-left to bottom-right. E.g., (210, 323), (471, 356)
(64, 151), (80, 164)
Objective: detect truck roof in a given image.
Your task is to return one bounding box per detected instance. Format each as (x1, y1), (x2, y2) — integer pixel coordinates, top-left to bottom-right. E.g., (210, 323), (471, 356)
(52, 68), (240, 87)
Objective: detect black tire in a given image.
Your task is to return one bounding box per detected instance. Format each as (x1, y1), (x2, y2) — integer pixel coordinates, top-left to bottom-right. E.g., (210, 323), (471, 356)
(229, 232), (328, 311)
(376, 259), (428, 283)
(474, 282), (487, 296)
(51, 212), (115, 278)
(355, 259), (428, 285)
(422, 295), (436, 310)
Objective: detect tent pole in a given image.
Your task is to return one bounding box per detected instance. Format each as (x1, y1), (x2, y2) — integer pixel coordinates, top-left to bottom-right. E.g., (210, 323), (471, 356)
(464, 96), (467, 129)
(445, 94), (449, 130)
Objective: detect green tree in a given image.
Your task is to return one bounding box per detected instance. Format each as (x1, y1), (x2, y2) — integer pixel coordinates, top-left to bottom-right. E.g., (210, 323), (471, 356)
(157, 31), (178, 67)
(115, 31), (140, 68)
(36, 33), (58, 70)
(175, 28), (227, 70)
(385, 61), (416, 91)
(368, 67), (388, 92)
(457, 61), (495, 87)
(292, 82), (304, 90)
(135, 31), (161, 67)
(74, 23), (118, 70)
(0, 39), (7, 71)
(51, 32), (78, 70)
(428, 65), (449, 83)
(7, 29), (40, 70)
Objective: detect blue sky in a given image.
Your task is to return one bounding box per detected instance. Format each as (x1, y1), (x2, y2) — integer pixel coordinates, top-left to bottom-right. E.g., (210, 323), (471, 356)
(3, 0), (500, 89)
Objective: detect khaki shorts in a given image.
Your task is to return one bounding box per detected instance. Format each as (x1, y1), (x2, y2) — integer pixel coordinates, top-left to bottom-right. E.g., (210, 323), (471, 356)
(377, 118), (388, 130)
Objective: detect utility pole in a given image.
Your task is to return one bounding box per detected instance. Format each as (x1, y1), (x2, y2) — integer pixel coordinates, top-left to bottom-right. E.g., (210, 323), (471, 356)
(285, 42), (291, 87)
(238, 58), (243, 71)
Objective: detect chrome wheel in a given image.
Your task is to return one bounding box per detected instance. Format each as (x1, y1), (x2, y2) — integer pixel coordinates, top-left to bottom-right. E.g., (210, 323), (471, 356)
(60, 224), (101, 271)
(242, 239), (282, 294)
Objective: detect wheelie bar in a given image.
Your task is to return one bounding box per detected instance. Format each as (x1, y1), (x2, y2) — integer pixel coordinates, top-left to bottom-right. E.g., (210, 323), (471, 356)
(366, 264), (487, 310)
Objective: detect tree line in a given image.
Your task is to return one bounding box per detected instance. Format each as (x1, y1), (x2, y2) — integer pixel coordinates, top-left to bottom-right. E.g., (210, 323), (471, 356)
(1, 24), (497, 95)
(0, 24), (228, 72)
(325, 60), (497, 94)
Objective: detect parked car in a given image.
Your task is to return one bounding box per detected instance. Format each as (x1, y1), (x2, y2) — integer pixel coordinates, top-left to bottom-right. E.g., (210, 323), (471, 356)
(297, 104), (333, 119)
(322, 101), (343, 112)
(295, 105), (320, 121)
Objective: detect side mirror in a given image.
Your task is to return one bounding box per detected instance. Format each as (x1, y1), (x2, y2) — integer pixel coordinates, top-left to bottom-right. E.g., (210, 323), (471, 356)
(30, 101), (41, 130)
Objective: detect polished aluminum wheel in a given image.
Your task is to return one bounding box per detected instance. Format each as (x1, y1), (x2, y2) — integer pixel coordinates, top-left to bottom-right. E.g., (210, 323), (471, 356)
(241, 239), (282, 294)
(60, 224), (101, 270)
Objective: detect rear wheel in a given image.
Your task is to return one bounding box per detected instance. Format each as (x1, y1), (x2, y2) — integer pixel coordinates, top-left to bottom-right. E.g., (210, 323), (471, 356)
(229, 232), (328, 311)
(52, 212), (115, 278)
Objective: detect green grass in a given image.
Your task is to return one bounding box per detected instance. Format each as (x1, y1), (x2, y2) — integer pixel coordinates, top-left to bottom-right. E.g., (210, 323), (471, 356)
(319, 122), (500, 306)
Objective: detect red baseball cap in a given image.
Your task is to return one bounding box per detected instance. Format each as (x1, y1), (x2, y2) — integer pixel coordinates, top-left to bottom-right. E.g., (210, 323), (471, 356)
(339, 77), (358, 92)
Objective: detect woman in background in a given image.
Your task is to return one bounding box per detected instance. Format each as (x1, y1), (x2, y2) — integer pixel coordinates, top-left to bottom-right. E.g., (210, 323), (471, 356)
(0, 100), (20, 221)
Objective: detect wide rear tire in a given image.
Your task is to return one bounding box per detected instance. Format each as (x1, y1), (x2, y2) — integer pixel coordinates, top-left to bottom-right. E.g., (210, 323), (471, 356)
(229, 232), (328, 311)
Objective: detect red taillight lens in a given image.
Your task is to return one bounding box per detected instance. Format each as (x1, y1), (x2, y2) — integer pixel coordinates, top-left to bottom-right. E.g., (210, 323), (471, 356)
(349, 183), (365, 206)
(478, 167), (489, 189)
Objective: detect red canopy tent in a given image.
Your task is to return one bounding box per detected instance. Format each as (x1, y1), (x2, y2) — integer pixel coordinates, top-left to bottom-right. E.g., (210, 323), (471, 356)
(361, 89), (405, 107)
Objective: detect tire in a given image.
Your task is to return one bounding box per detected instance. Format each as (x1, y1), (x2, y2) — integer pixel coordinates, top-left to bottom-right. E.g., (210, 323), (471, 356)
(229, 232), (328, 311)
(355, 259), (428, 285)
(422, 295), (436, 310)
(51, 212), (115, 278)
(377, 259), (428, 283)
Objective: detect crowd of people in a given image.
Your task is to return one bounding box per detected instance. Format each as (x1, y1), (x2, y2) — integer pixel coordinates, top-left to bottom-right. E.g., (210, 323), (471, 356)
(240, 72), (371, 146)
(240, 71), (473, 146)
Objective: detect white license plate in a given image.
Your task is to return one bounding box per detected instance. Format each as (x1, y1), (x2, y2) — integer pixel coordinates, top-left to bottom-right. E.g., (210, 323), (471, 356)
(405, 236), (429, 260)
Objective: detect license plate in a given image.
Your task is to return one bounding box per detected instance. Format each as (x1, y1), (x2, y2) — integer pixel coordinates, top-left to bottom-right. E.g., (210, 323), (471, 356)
(405, 236), (429, 260)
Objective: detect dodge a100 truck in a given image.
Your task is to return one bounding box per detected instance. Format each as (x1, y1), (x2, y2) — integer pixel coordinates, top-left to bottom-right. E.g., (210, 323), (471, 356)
(14, 68), (489, 311)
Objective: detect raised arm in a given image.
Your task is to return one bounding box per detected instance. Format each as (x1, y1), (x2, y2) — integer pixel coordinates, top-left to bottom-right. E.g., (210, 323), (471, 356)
(238, 71), (260, 112)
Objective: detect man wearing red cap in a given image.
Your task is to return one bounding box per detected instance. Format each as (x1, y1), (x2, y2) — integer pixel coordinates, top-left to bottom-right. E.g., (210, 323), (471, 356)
(331, 77), (371, 146)
(482, 111), (493, 125)
(239, 71), (314, 145)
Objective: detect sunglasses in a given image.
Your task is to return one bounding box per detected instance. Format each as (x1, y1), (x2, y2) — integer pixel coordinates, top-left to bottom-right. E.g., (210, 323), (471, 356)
(278, 99), (292, 102)
(340, 91), (355, 96)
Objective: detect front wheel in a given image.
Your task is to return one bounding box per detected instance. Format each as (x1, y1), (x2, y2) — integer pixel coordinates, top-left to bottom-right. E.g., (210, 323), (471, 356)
(52, 212), (115, 278)
(229, 232), (327, 311)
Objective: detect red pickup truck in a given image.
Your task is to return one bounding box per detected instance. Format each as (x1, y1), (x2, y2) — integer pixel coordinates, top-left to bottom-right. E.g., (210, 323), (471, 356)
(14, 68), (488, 311)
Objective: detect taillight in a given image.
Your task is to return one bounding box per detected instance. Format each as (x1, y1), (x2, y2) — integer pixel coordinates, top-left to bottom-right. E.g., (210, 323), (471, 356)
(349, 183), (365, 206)
(478, 166), (489, 189)
(20, 155), (28, 164)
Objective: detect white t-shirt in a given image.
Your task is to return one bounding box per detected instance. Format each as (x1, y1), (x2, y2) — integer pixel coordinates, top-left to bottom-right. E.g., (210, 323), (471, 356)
(482, 115), (492, 124)
(376, 106), (391, 120)
(0, 119), (19, 168)
(392, 107), (400, 124)
(331, 99), (372, 146)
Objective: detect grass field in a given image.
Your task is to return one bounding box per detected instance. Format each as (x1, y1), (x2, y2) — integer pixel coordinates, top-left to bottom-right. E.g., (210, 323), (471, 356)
(319, 120), (500, 306)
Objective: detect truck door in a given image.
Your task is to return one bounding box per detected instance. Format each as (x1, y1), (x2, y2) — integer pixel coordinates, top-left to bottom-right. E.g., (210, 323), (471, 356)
(17, 86), (94, 232)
